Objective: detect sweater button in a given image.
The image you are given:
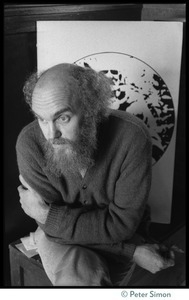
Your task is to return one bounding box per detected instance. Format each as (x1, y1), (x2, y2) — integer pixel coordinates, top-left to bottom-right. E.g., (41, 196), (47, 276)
(82, 184), (87, 189)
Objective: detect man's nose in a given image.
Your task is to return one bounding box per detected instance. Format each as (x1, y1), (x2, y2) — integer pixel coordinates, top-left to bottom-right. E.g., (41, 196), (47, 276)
(47, 122), (61, 140)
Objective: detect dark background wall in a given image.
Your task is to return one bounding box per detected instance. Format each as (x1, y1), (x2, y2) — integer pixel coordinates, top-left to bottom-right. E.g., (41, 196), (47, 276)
(3, 4), (185, 287)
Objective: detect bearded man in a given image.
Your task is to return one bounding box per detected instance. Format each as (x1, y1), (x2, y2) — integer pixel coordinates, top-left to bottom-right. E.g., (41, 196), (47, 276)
(16, 63), (175, 286)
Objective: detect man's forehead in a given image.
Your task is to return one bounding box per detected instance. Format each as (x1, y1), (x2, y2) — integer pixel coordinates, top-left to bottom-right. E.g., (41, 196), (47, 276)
(33, 73), (78, 103)
(32, 64), (81, 114)
(32, 106), (74, 121)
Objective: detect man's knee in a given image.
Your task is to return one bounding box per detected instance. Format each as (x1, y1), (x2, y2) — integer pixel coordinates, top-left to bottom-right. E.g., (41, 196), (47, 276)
(36, 232), (112, 286)
(51, 245), (112, 286)
(52, 267), (111, 286)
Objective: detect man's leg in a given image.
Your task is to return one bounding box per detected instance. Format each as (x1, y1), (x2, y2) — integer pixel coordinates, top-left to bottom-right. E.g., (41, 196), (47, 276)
(35, 229), (112, 286)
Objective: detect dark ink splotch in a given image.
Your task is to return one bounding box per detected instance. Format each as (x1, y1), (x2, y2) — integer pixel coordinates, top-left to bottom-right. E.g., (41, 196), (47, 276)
(152, 145), (164, 162)
(158, 126), (174, 148)
(119, 101), (132, 111)
(84, 62), (91, 68)
(117, 91), (126, 100)
(110, 70), (118, 75)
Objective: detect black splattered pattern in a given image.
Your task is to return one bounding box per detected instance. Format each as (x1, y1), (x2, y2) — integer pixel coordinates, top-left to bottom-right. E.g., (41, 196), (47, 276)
(75, 53), (175, 165)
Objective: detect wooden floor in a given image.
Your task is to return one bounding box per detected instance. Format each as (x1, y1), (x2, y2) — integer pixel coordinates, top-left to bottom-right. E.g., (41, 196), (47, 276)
(128, 226), (186, 286)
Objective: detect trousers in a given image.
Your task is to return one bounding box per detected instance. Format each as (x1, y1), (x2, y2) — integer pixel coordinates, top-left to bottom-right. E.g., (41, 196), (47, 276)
(34, 227), (135, 286)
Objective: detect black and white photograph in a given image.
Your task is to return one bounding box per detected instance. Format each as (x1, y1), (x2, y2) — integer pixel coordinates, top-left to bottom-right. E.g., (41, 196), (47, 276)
(3, 3), (186, 297)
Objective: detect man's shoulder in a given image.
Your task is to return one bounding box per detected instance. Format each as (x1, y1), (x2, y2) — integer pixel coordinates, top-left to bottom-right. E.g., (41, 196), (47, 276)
(108, 109), (150, 141)
(16, 120), (41, 150)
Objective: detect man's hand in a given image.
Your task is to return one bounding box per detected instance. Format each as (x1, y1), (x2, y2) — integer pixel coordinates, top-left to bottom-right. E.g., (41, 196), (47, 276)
(17, 175), (49, 224)
(133, 243), (175, 274)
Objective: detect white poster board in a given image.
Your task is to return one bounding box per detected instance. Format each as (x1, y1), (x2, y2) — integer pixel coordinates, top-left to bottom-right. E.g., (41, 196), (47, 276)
(37, 21), (183, 223)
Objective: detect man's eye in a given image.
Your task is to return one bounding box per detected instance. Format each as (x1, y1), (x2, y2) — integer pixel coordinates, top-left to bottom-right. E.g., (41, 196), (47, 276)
(58, 115), (70, 123)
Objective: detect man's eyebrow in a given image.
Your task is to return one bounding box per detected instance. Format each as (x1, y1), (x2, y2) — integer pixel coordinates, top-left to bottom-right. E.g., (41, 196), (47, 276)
(32, 108), (73, 121)
(53, 108), (72, 119)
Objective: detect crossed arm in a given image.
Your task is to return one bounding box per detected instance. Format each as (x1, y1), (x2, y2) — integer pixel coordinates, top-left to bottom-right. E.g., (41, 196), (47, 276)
(18, 174), (49, 224)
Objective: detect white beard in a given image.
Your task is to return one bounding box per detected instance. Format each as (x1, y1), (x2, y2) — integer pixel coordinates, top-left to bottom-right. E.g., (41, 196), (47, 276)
(44, 138), (95, 177)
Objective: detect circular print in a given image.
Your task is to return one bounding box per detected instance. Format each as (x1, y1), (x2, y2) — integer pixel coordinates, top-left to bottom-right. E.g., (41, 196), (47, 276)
(75, 52), (175, 165)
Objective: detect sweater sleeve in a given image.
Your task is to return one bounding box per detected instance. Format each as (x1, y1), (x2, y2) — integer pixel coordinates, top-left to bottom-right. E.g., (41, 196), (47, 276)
(41, 127), (152, 246)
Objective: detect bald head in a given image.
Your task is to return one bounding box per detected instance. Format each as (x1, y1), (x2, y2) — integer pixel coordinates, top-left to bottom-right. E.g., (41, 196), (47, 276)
(35, 63), (80, 90)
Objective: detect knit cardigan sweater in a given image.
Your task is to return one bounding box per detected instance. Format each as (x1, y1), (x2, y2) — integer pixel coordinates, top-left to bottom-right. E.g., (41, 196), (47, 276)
(16, 109), (152, 260)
